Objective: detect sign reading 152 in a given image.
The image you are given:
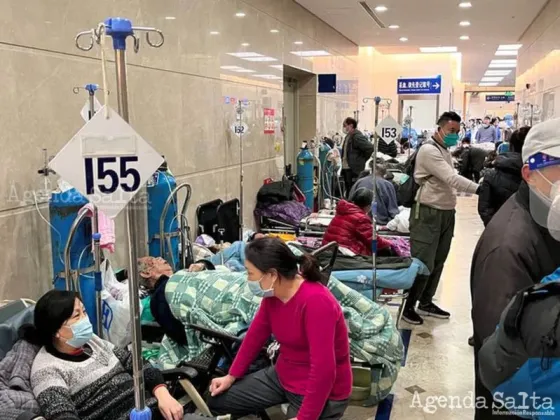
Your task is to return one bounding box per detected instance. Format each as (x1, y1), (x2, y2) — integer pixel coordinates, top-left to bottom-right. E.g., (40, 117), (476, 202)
(84, 156), (141, 195)
(234, 125), (245, 134)
(381, 127), (398, 138)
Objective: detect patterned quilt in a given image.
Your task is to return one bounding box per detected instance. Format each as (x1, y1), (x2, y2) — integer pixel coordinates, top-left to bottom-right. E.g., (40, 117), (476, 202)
(158, 266), (404, 405)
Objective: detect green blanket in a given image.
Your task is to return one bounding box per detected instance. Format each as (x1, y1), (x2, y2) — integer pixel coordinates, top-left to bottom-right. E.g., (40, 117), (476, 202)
(157, 268), (403, 405)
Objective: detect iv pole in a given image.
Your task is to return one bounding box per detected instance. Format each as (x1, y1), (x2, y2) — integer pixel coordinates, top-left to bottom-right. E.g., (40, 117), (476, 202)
(236, 101), (245, 240)
(76, 18), (164, 419)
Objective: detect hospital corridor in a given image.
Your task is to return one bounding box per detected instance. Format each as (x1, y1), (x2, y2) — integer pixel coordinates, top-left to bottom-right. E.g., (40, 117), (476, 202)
(2, 0), (560, 420)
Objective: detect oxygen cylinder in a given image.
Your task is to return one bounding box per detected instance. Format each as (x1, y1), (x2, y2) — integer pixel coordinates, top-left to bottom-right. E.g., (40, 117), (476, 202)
(49, 188), (98, 332)
(318, 142), (331, 170)
(146, 161), (180, 270)
(296, 143), (315, 209)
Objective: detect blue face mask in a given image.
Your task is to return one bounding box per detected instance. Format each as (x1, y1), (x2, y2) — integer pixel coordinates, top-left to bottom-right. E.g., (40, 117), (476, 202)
(247, 276), (275, 298)
(443, 133), (459, 148)
(64, 316), (94, 348)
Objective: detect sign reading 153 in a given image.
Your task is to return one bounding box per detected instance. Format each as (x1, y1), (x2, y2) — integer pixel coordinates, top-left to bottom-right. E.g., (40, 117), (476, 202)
(84, 156), (141, 195)
(380, 127), (398, 139)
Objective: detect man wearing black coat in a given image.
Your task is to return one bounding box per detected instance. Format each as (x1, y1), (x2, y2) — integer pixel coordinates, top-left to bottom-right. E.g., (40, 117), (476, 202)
(478, 127), (531, 226)
(456, 139), (489, 182)
(471, 119), (560, 419)
(341, 117), (374, 196)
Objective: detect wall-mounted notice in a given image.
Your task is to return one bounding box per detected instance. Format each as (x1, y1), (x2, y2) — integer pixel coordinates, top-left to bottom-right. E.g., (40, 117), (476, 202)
(264, 108), (275, 134)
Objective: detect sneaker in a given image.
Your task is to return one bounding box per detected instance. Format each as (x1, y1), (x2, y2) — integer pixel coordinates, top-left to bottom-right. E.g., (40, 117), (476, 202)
(417, 302), (451, 319)
(402, 308), (424, 325)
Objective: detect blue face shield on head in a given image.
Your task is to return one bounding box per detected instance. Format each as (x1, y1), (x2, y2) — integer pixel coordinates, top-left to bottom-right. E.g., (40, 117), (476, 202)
(247, 275), (275, 298)
(64, 316), (94, 348)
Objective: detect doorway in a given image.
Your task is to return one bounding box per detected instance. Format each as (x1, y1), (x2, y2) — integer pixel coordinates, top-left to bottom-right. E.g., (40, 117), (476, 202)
(398, 95), (440, 132)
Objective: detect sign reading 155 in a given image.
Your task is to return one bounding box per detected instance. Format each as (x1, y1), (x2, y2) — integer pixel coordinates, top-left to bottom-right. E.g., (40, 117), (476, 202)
(84, 156), (141, 195)
(381, 127), (398, 138)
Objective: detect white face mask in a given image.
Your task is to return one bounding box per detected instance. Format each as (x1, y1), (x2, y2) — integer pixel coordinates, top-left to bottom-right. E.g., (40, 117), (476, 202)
(536, 171), (560, 241)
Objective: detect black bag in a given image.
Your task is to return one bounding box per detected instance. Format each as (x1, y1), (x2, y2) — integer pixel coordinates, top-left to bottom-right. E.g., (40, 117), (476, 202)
(397, 140), (438, 208)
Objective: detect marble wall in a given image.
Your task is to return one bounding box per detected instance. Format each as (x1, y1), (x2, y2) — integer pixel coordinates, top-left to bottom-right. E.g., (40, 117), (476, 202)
(0, 0), (358, 299)
(516, 0), (560, 125)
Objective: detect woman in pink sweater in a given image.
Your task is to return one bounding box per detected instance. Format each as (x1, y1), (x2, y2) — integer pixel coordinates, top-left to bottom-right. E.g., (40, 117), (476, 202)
(207, 237), (352, 420)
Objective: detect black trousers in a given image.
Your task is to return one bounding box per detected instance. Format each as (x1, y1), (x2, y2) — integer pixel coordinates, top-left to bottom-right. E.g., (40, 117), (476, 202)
(207, 367), (348, 419)
(341, 169), (357, 199)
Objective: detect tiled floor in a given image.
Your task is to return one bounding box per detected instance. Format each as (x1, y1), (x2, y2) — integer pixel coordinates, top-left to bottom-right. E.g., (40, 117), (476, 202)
(344, 196), (483, 420)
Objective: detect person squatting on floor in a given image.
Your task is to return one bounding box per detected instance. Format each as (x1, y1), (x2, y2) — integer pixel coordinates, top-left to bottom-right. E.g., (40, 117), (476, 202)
(207, 237), (352, 420)
(403, 111), (480, 326)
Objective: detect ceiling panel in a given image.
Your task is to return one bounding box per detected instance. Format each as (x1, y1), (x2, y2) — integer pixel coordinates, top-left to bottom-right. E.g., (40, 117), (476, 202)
(295, 0), (549, 85)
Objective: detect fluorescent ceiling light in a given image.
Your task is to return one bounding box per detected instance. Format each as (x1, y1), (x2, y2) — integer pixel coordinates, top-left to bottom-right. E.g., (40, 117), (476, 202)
(491, 59), (517, 64)
(459, 2), (472, 8)
(460, 35), (470, 40)
(165, 16), (176, 20)
(210, 31), (220, 35)
(243, 56), (278, 62)
(375, 5), (388, 12)
(481, 77), (504, 82)
(388, 25), (399, 29)
(495, 50), (518, 56)
(459, 21), (471, 26)
(235, 12), (246, 17)
(479, 82), (499, 87)
(294, 41), (304, 45)
(270, 65), (283, 70)
(420, 46), (458, 53)
(484, 70), (512, 76)
(270, 29), (279, 33)
(489, 62), (517, 68)
(220, 66), (256, 73)
(253, 74), (282, 80)
(227, 52), (262, 58)
(498, 44), (522, 51)
(399, 37), (408, 42)
(290, 50), (330, 57)
(241, 43), (250, 47)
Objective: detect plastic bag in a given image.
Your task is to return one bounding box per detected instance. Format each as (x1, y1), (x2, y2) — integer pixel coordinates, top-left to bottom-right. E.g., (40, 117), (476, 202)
(100, 260), (142, 348)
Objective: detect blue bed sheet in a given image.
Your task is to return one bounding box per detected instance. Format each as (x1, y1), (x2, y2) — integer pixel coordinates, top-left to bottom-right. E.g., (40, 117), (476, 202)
(332, 258), (429, 300)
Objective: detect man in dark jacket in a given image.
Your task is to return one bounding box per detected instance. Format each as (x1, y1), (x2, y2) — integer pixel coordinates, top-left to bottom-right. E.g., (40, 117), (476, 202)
(478, 127), (530, 226)
(471, 118), (560, 419)
(456, 139), (489, 182)
(341, 117), (374, 196)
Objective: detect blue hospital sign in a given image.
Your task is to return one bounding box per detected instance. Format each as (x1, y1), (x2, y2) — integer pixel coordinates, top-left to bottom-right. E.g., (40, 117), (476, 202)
(397, 76), (442, 95)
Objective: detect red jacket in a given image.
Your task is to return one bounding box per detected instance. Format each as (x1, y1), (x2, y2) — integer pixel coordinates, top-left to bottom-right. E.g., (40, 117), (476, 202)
(322, 200), (390, 256)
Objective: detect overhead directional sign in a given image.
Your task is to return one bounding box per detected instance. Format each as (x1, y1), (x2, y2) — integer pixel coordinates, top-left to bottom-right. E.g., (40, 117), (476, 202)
(375, 115), (403, 145)
(80, 97), (102, 122)
(49, 105), (164, 218)
(397, 76), (442, 95)
(486, 94), (516, 102)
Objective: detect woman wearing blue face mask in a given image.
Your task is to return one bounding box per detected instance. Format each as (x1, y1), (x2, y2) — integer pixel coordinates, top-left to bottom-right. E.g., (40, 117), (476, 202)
(24, 290), (185, 420)
(207, 237), (352, 420)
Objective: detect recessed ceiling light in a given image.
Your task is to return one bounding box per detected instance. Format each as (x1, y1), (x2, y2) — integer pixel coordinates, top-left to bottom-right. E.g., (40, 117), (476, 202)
(210, 31), (220, 35)
(388, 25), (400, 29)
(481, 77), (504, 82)
(459, 2), (472, 8)
(235, 12), (246, 17)
(290, 50), (331, 57)
(485, 70), (512, 76)
(253, 74), (282, 80)
(294, 41), (304, 45)
(498, 44), (522, 51)
(270, 29), (279, 33)
(165, 16), (176, 20)
(241, 43), (250, 47)
(460, 35), (470, 40)
(375, 5), (388, 12)
(420, 46), (458, 53)
(399, 37), (408, 42)
(495, 50), (518, 56)
(228, 52), (263, 58)
(459, 21), (471, 26)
